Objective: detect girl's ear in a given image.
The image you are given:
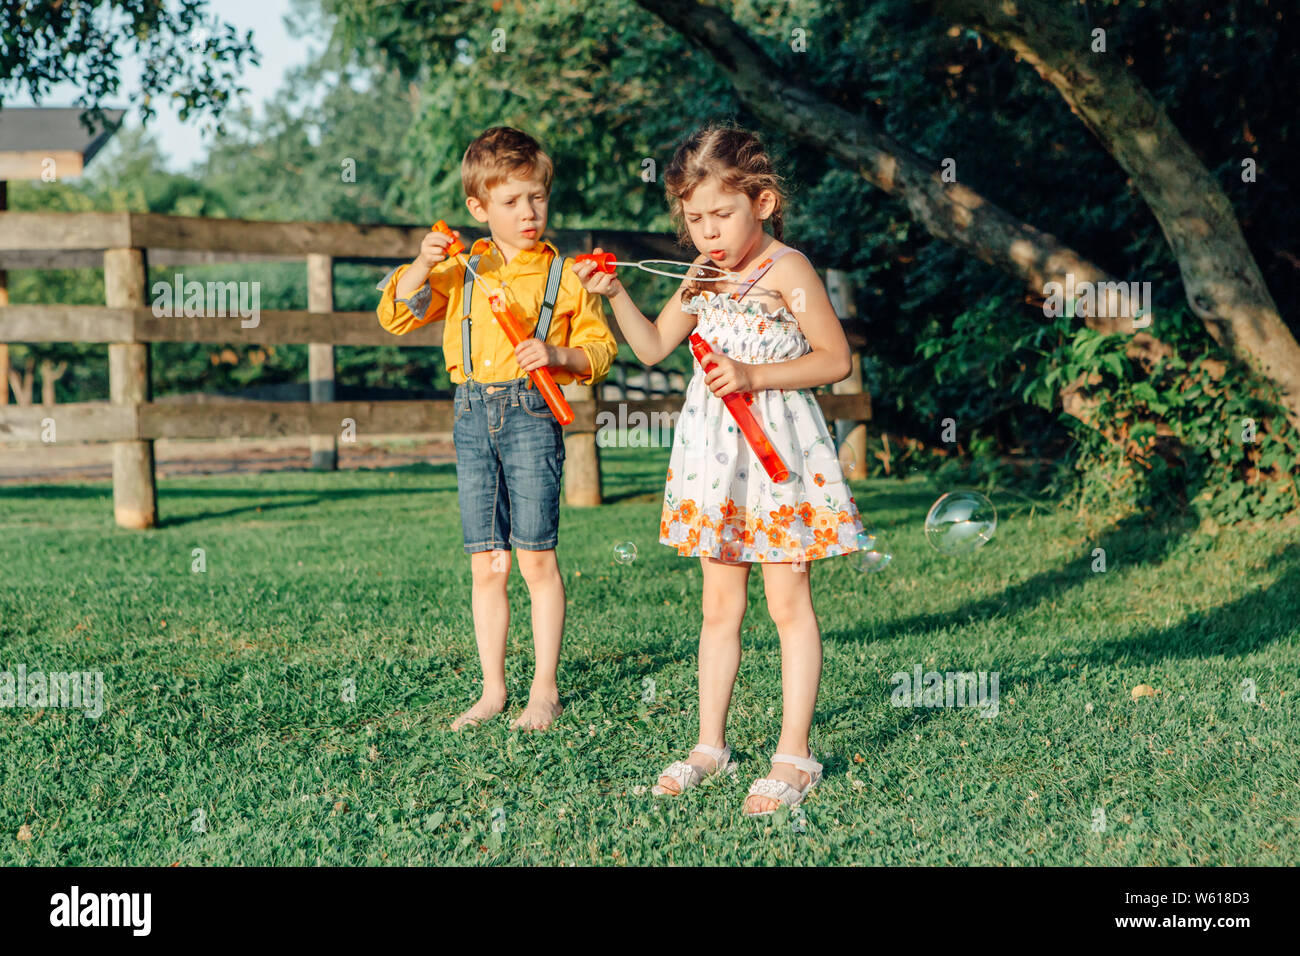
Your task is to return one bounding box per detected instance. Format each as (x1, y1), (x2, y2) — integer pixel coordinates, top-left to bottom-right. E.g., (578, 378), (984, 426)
(754, 188), (778, 222)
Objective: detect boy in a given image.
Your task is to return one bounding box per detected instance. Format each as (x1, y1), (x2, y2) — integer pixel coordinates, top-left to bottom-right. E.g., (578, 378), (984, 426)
(376, 127), (617, 731)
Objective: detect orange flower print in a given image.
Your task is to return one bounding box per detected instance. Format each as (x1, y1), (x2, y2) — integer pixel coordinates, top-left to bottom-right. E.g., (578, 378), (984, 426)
(678, 499), (697, 523)
(769, 504), (795, 527)
(720, 499), (739, 521)
(797, 502), (815, 524)
(666, 468), (673, 481)
(814, 473), (826, 487)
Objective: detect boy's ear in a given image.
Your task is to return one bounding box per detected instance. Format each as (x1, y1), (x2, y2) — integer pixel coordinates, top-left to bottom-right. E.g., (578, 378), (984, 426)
(465, 195), (489, 224)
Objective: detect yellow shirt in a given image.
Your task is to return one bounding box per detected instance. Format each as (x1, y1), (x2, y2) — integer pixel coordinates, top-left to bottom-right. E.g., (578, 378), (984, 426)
(376, 237), (617, 386)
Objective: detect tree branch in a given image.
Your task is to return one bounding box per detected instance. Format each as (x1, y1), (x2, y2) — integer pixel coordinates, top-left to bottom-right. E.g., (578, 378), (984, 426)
(936, 0), (1300, 438)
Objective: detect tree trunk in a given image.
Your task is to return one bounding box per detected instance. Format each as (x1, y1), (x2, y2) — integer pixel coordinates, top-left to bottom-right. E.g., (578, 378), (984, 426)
(937, 0), (1300, 438)
(8, 357), (34, 407)
(630, 0), (1177, 420)
(40, 359), (67, 407)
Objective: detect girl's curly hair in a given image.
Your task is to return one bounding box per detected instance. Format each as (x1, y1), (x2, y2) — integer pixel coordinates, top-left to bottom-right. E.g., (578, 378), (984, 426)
(663, 123), (787, 305)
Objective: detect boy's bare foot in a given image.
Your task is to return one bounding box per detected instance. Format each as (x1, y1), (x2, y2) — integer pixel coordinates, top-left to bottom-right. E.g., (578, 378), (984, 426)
(451, 690), (507, 731)
(510, 690), (563, 731)
(656, 746), (727, 796)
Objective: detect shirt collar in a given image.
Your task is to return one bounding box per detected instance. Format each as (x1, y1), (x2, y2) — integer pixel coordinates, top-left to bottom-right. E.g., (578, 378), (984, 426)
(468, 236), (559, 267)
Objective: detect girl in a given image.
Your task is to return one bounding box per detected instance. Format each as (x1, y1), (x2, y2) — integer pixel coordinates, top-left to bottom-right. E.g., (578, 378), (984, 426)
(573, 124), (865, 816)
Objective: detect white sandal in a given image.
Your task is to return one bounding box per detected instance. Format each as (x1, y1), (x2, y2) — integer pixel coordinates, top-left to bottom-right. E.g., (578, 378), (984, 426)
(651, 743), (735, 796)
(743, 752), (823, 816)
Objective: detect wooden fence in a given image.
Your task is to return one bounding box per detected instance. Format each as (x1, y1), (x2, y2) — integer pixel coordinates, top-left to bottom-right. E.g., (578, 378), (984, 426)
(0, 212), (872, 528)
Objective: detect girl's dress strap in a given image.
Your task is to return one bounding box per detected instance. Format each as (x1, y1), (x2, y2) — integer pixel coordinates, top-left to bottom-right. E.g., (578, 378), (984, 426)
(729, 245), (796, 302)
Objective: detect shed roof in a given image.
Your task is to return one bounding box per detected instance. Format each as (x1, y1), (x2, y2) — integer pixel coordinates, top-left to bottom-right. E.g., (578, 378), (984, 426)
(0, 107), (124, 179)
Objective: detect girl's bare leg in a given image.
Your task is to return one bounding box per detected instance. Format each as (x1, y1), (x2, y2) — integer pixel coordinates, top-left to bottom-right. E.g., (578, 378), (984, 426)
(744, 560), (822, 813)
(656, 555), (751, 792)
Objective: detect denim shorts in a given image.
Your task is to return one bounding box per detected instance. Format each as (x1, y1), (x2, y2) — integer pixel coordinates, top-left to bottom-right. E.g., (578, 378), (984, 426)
(452, 377), (565, 553)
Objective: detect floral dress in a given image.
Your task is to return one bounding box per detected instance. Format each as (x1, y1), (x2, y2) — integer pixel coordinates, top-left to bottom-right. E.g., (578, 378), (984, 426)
(659, 249), (865, 563)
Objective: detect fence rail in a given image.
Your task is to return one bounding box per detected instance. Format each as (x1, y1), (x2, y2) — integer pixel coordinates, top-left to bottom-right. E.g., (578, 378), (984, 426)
(0, 211), (872, 528)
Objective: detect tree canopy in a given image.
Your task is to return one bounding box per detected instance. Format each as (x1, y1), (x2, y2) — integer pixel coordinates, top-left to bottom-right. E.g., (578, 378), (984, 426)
(3, 0), (1297, 524)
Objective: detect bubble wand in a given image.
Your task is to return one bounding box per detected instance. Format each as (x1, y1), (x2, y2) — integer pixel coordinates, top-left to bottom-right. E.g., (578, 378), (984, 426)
(574, 252), (736, 282)
(689, 332), (790, 483)
(431, 221), (574, 426)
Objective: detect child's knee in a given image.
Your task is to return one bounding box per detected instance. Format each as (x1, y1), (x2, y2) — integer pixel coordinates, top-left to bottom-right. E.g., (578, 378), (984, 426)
(702, 594), (747, 632)
(516, 548), (560, 585)
(471, 549), (511, 585)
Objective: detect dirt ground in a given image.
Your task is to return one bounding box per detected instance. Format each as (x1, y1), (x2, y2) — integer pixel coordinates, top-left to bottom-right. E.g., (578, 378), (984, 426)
(0, 436), (457, 485)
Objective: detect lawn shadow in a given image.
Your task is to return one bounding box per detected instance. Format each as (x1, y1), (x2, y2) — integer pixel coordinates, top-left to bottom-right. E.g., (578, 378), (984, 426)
(822, 509), (1203, 648)
(1034, 539), (1300, 676)
(154, 484), (452, 527)
(0, 484), (114, 500)
(600, 464), (673, 504)
(556, 635), (687, 704)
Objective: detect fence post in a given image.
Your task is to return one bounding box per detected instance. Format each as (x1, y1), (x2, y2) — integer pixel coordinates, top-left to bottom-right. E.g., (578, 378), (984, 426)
(1, 181), (8, 405)
(827, 269), (868, 480)
(105, 247), (157, 528)
(562, 380), (603, 506)
(307, 254), (337, 470)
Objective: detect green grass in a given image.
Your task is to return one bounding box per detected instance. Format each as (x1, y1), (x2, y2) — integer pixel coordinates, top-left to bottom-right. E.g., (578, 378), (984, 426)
(1, 445), (1297, 865)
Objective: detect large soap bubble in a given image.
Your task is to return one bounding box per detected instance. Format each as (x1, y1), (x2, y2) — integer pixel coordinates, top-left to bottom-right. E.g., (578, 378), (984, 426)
(924, 491), (997, 556)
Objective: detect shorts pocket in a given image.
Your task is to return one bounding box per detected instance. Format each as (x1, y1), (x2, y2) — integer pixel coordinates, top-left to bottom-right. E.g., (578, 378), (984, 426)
(454, 396), (471, 423)
(521, 387), (555, 420)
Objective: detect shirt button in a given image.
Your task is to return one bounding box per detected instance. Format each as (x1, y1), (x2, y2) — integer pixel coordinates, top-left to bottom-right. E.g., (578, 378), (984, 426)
(484, 359), (492, 366)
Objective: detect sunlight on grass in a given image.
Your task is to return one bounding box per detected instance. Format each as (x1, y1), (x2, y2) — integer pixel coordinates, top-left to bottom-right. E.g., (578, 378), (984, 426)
(2, 447), (1297, 865)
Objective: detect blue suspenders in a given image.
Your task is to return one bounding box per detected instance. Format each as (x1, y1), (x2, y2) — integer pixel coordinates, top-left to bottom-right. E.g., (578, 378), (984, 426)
(461, 253), (482, 379)
(461, 249), (566, 382)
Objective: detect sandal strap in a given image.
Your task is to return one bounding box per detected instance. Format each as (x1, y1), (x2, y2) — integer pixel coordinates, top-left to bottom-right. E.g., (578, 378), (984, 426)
(771, 751), (822, 777)
(689, 743), (730, 768)
(747, 778), (802, 803)
(660, 760), (702, 787)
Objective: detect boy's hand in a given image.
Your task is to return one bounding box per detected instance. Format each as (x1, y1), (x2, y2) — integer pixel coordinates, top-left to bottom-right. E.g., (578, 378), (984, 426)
(514, 338), (559, 373)
(571, 247), (625, 299)
(416, 229), (461, 272)
(702, 352), (757, 399)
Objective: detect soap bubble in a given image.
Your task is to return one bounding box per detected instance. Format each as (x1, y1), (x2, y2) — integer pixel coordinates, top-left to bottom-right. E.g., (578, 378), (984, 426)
(613, 542), (638, 564)
(924, 491), (996, 555)
(838, 446), (858, 476)
(858, 549), (892, 573)
(855, 527), (891, 573)
(719, 522), (745, 563)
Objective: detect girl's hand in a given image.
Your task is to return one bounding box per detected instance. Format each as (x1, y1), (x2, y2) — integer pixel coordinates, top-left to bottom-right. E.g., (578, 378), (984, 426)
(571, 247), (626, 299)
(514, 338), (559, 373)
(702, 353), (757, 399)
(416, 229), (459, 272)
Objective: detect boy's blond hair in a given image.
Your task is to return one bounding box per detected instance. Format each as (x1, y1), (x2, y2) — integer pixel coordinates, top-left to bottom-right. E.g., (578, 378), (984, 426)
(461, 127), (554, 203)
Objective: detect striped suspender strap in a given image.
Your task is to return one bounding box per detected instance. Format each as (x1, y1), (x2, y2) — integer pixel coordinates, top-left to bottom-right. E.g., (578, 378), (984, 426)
(729, 245), (796, 302)
(461, 253), (482, 379)
(532, 252), (566, 345)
